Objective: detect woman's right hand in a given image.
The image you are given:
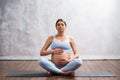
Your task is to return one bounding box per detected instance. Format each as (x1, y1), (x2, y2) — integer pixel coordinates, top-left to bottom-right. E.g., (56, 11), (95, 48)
(52, 48), (63, 54)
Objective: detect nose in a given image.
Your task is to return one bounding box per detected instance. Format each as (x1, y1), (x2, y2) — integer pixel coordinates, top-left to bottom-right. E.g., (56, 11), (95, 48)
(59, 25), (62, 28)
(58, 25), (62, 28)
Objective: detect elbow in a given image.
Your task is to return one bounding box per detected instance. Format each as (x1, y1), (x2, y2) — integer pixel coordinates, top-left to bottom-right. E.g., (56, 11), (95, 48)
(76, 55), (79, 58)
(40, 53), (43, 56)
(40, 53), (44, 56)
(40, 51), (44, 56)
(75, 54), (79, 58)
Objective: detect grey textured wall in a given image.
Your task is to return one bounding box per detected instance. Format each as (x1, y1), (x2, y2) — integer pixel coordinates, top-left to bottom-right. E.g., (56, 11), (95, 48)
(0, 0), (120, 59)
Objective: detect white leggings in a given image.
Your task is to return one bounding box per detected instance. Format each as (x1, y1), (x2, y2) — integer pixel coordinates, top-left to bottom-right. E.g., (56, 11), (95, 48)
(38, 57), (82, 74)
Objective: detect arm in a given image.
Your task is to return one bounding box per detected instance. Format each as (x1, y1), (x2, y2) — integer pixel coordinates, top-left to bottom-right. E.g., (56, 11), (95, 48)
(69, 36), (79, 59)
(40, 36), (54, 56)
(40, 36), (63, 56)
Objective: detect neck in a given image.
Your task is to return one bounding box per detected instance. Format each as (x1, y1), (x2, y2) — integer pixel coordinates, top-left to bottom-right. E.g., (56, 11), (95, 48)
(57, 32), (65, 37)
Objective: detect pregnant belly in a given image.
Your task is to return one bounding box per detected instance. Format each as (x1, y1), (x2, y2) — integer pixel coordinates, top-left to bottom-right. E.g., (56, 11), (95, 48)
(51, 52), (70, 66)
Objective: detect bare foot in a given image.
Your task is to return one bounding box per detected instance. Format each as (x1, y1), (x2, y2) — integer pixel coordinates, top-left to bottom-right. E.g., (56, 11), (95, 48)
(59, 71), (74, 76)
(48, 71), (53, 76)
(70, 71), (75, 76)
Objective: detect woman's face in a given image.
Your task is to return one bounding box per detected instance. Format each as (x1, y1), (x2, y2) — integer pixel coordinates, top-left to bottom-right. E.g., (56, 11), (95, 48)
(56, 21), (66, 32)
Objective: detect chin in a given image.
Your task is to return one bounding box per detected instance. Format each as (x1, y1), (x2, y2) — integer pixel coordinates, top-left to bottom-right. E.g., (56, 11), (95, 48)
(60, 30), (64, 32)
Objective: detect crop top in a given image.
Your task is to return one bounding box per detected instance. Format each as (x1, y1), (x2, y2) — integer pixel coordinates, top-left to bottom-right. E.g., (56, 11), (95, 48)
(51, 35), (71, 52)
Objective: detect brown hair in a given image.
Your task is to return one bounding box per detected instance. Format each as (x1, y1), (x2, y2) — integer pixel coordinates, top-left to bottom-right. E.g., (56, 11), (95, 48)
(55, 19), (67, 26)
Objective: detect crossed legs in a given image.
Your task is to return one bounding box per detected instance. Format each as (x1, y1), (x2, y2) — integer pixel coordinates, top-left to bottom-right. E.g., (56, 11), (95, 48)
(38, 57), (82, 75)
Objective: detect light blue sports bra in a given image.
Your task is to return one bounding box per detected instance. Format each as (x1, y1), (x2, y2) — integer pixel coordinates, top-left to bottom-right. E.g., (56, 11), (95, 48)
(51, 35), (71, 52)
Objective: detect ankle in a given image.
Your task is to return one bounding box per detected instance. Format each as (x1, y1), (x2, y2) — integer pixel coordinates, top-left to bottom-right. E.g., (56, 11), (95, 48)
(48, 71), (53, 76)
(59, 70), (64, 74)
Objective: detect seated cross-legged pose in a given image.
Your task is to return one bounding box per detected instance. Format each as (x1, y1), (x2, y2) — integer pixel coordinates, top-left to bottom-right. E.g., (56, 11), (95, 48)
(38, 19), (82, 76)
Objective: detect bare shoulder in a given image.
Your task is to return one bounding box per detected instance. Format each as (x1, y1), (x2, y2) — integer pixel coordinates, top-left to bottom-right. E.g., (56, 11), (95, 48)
(48, 35), (54, 39)
(68, 35), (74, 42)
(47, 35), (54, 42)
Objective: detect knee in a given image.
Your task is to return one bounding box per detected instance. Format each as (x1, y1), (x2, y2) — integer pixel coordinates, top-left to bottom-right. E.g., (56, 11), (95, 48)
(74, 58), (83, 66)
(38, 58), (46, 66)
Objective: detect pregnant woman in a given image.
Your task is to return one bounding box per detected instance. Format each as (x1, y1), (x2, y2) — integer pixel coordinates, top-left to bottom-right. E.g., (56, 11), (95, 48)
(38, 19), (82, 76)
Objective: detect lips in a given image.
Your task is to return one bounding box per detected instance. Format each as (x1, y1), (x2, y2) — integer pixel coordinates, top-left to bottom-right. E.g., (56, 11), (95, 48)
(59, 28), (64, 30)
